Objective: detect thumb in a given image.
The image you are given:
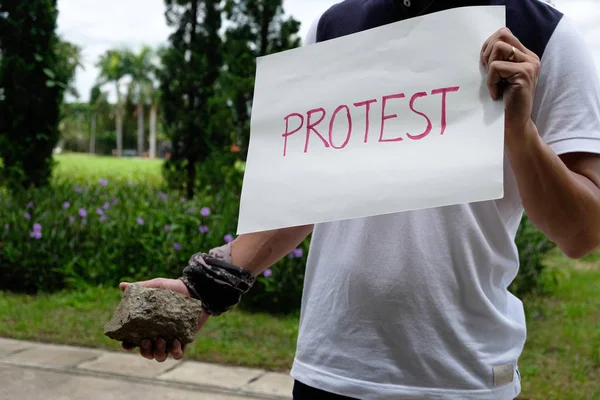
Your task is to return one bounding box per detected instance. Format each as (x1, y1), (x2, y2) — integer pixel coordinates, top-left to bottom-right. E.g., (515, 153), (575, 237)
(119, 278), (165, 292)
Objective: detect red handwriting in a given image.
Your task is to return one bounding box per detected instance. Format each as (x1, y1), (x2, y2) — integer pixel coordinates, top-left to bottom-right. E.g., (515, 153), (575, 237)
(281, 85), (460, 157)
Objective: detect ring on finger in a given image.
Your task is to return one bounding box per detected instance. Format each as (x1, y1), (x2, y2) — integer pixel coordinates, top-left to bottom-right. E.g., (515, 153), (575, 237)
(507, 46), (516, 62)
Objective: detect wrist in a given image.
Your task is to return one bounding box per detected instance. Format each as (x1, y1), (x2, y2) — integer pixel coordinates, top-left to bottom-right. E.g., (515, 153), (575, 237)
(505, 119), (541, 161)
(180, 245), (256, 316)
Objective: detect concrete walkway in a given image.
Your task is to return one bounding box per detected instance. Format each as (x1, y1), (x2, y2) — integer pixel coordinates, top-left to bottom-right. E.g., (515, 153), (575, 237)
(0, 338), (293, 400)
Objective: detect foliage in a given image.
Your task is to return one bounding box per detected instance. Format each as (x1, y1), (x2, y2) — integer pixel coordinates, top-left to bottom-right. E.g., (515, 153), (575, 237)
(509, 215), (558, 297)
(0, 1), (80, 190)
(222, 0), (301, 158)
(96, 48), (136, 156)
(159, 0), (227, 199)
(0, 155), (306, 316)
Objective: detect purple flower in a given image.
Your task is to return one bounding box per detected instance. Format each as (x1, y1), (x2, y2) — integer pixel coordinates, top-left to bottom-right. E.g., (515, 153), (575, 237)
(173, 243), (181, 251)
(103, 202), (110, 210)
(289, 248), (304, 259)
(136, 217), (144, 225)
(82, 219), (87, 225)
(164, 224), (171, 232)
(98, 178), (108, 186)
(33, 223), (42, 232)
(263, 269), (272, 277)
(24, 212), (31, 220)
(200, 207), (211, 217)
(216, 195), (222, 202)
(96, 208), (104, 216)
(128, 181), (138, 187)
(224, 234), (234, 243)
(27, 201), (34, 209)
(63, 201), (70, 209)
(111, 197), (119, 206)
(69, 216), (75, 224)
(180, 197), (187, 203)
(30, 231), (42, 239)
(199, 225), (209, 233)
(99, 215), (108, 222)
(158, 192), (168, 201)
(74, 185), (83, 194)
(78, 208), (87, 218)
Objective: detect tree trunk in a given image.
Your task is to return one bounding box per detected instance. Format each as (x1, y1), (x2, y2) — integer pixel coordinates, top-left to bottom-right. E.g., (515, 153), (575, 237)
(115, 82), (123, 156)
(186, 158), (196, 199)
(90, 112), (96, 154)
(137, 103), (144, 157)
(149, 104), (157, 158)
(116, 109), (123, 156)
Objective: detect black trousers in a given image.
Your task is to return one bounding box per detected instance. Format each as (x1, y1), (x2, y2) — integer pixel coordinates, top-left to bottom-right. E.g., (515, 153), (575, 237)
(293, 380), (518, 400)
(292, 380), (359, 399)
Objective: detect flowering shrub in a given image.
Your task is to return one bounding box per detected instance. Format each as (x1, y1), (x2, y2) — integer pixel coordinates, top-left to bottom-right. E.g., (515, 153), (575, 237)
(0, 173), (308, 313)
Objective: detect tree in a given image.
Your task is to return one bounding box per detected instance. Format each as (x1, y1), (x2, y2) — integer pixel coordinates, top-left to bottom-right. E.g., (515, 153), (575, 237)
(222, 0), (301, 158)
(159, 0), (225, 198)
(96, 49), (134, 156)
(88, 84), (109, 154)
(128, 46), (155, 157)
(0, 1), (80, 189)
(148, 84), (161, 158)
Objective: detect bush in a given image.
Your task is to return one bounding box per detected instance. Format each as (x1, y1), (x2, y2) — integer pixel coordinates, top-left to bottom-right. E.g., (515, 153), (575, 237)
(510, 214), (558, 297)
(0, 160), (307, 314)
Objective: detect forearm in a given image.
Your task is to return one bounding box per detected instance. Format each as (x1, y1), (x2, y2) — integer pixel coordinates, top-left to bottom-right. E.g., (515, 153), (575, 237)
(230, 225), (314, 275)
(507, 121), (600, 258)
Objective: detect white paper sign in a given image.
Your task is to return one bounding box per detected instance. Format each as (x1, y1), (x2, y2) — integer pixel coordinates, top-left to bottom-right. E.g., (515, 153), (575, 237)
(237, 6), (506, 235)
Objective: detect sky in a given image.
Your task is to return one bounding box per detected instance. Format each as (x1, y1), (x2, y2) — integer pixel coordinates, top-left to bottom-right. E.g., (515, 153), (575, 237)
(56, 0), (600, 102)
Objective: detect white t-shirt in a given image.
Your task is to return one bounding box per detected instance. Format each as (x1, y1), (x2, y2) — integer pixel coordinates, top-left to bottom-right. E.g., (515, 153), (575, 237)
(290, 4), (600, 400)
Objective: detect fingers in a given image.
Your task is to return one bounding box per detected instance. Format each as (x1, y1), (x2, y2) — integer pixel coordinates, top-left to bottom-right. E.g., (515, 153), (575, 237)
(154, 338), (169, 362)
(487, 61), (523, 100)
(122, 342), (135, 351)
(488, 41), (529, 65)
(481, 27), (532, 66)
(128, 338), (184, 362)
(171, 340), (184, 360)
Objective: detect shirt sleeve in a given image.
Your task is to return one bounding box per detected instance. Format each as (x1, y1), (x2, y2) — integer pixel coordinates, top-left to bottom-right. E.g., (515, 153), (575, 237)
(532, 15), (600, 155)
(303, 14), (320, 46)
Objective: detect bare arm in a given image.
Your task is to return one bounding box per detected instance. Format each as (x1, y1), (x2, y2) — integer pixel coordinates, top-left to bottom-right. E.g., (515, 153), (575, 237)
(481, 28), (600, 259)
(507, 122), (600, 258)
(231, 224), (314, 275)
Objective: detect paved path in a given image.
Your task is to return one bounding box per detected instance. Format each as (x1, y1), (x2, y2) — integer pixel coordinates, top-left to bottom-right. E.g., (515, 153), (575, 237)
(0, 338), (292, 400)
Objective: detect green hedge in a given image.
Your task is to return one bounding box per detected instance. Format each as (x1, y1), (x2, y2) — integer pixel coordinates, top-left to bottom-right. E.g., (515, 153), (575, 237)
(0, 164), (556, 314)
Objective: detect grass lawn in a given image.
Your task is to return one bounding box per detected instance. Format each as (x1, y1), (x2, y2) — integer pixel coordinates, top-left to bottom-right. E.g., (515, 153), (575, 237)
(0, 252), (599, 398)
(53, 153), (164, 185)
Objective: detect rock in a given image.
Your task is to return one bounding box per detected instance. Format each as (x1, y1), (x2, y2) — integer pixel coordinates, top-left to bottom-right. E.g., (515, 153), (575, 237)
(104, 284), (203, 347)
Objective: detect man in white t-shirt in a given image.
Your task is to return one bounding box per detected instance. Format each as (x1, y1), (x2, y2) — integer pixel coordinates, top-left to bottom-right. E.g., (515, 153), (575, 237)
(121, 1), (600, 399)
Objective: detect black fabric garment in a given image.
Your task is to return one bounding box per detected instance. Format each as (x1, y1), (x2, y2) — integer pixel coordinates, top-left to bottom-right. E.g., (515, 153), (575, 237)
(293, 380), (360, 400)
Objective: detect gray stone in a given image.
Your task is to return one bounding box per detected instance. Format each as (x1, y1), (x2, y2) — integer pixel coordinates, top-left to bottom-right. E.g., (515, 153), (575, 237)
(104, 284), (203, 347)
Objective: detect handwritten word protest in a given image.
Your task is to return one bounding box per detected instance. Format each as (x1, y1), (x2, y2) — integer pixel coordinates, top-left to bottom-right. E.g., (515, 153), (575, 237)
(237, 6), (506, 235)
(282, 86), (460, 156)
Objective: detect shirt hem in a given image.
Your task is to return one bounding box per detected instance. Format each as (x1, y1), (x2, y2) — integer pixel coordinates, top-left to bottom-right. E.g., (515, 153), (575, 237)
(290, 358), (521, 400)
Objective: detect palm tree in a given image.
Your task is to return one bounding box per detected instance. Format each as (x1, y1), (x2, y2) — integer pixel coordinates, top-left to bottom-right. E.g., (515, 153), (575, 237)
(128, 46), (155, 157)
(96, 49), (134, 156)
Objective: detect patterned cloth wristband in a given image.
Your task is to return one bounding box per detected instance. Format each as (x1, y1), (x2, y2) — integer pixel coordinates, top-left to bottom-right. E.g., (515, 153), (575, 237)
(179, 243), (256, 316)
